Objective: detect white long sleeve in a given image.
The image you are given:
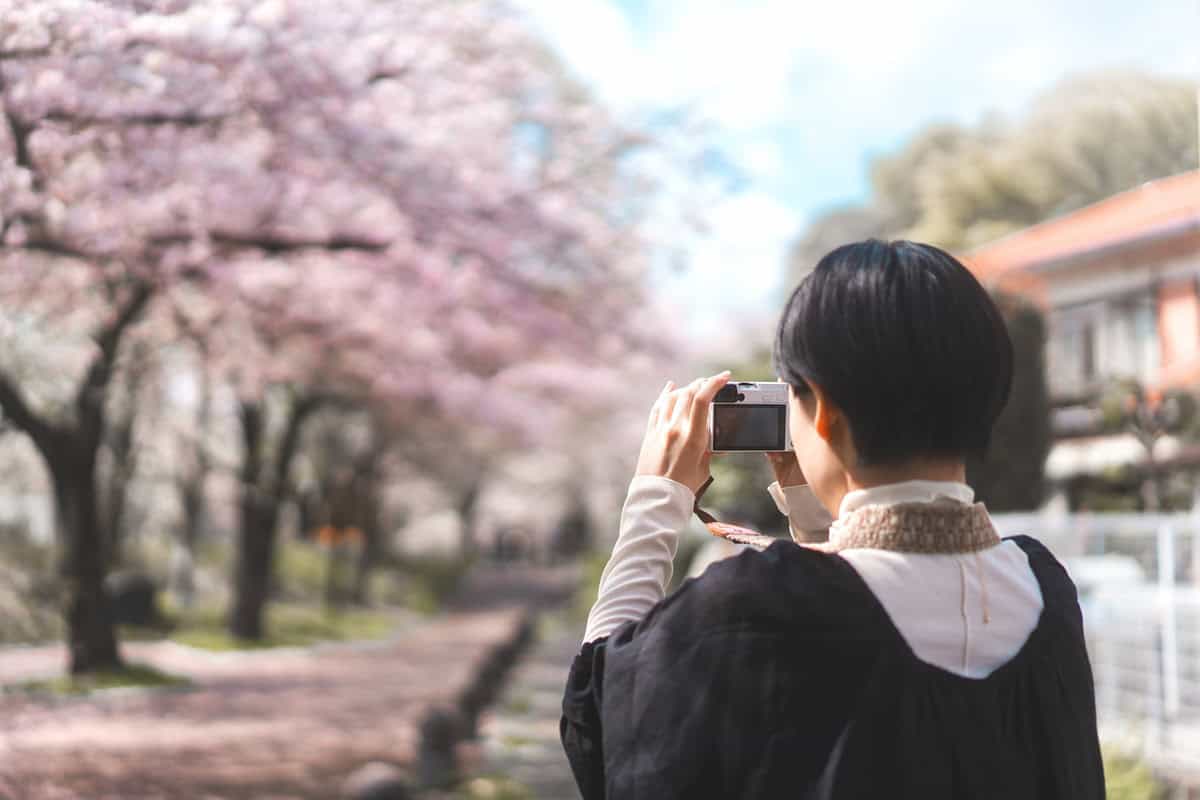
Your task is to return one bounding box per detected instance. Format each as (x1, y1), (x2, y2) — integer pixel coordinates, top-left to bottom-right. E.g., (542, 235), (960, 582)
(768, 481), (834, 541)
(583, 479), (831, 644)
(582, 475), (693, 644)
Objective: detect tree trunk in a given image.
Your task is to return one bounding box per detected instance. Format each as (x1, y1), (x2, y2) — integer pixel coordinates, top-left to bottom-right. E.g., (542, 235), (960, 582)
(351, 449), (384, 606)
(457, 477), (482, 558)
(0, 281), (151, 674)
(352, 524), (378, 606)
(228, 394), (317, 640)
(230, 496), (279, 640)
(102, 425), (136, 568)
(52, 451), (122, 674)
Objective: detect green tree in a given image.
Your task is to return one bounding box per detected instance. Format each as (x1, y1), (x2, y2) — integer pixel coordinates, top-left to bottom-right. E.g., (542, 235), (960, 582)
(788, 70), (1198, 283)
(1099, 379), (1199, 510)
(897, 71), (1198, 251)
(966, 293), (1052, 511)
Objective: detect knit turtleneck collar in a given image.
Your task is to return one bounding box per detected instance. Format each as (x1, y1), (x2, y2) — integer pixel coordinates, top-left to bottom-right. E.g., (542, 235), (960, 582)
(828, 480), (989, 553)
(827, 499), (1000, 554)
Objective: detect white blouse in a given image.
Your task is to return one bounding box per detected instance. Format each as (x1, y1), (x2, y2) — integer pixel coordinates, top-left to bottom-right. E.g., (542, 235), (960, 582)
(583, 476), (1043, 679)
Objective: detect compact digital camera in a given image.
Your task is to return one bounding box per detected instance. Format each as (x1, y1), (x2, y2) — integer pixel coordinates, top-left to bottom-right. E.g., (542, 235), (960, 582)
(709, 380), (792, 452)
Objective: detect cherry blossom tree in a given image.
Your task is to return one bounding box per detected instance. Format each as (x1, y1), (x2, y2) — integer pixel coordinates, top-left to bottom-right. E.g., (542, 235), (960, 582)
(0, 0), (684, 662)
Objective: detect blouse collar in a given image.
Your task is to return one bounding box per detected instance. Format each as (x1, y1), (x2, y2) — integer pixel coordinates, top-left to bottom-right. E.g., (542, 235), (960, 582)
(831, 480), (975, 549)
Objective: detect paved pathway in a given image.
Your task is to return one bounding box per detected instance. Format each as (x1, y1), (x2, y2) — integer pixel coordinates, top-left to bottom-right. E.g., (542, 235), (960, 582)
(0, 565), (578, 800)
(475, 614), (583, 799)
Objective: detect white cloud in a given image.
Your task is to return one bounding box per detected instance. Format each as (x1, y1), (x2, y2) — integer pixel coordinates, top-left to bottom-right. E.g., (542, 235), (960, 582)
(514, 0), (646, 110)
(655, 189), (802, 344)
(737, 138), (785, 181)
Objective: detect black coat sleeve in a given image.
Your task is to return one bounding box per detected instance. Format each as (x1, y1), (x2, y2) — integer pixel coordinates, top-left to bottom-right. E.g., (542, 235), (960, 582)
(561, 637), (610, 800)
(557, 544), (863, 800)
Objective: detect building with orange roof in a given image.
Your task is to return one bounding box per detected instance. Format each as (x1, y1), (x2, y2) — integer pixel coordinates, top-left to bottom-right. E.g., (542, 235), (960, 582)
(964, 170), (1200, 507)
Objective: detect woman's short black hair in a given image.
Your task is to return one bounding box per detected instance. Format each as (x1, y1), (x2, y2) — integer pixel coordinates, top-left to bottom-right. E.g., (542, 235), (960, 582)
(774, 239), (1013, 466)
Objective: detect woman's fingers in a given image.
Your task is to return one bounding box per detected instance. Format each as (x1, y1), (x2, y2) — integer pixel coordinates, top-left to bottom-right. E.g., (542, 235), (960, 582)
(654, 371), (730, 440)
(689, 371), (731, 430)
(648, 380), (674, 428)
(659, 380), (682, 424)
(636, 372), (730, 492)
(669, 378), (703, 425)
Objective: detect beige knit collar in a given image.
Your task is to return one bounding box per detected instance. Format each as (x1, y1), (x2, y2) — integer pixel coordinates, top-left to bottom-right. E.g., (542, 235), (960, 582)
(821, 498), (1000, 554)
(711, 498), (1000, 554)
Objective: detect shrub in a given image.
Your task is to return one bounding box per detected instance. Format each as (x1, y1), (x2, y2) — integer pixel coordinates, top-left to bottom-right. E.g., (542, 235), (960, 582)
(1104, 748), (1164, 800)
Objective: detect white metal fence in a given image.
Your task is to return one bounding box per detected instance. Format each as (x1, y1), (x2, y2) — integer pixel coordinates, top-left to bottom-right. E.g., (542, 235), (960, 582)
(992, 511), (1200, 785)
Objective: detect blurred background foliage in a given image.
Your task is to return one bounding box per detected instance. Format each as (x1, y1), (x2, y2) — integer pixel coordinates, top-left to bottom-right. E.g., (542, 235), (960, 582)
(789, 72), (1197, 277)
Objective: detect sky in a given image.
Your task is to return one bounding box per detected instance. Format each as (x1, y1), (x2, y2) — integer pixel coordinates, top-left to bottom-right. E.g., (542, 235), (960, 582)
(516, 0), (1199, 353)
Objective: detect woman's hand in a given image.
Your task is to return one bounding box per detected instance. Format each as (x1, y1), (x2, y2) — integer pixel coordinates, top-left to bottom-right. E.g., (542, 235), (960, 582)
(765, 450), (806, 487)
(635, 372), (731, 494)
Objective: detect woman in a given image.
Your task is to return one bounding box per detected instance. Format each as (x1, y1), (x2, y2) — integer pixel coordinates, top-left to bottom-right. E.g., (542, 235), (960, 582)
(561, 240), (1104, 799)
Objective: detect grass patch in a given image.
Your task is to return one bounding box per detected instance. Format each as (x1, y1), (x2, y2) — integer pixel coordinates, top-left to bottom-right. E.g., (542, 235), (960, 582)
(503, 691), (534, 715)
(498, 733), (537, 749)
(392, 554), (473, 615)
(1104, 748), (1164, 800)
(7, 662), (190, 697)
(165, 604), (396, 651)
(456, 775), (535, 800)
(571, 551), (609, 623)
(274, 539), (330, 600)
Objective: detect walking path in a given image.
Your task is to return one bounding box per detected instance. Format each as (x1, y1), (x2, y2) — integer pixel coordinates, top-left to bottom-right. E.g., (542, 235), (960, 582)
(0, 565), (577, 800)
(474, 613), (583, 799)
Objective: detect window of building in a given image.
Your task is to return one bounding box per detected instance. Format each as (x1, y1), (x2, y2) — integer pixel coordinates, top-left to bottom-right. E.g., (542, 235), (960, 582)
(1048, 291), (1160, 398)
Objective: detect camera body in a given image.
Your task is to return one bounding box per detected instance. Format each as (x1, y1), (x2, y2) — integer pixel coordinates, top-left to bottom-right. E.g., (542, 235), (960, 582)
(709, 380), (792, 452)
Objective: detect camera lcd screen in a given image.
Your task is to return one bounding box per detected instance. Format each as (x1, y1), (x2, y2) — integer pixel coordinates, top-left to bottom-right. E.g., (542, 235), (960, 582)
(712, 404), (786, 451)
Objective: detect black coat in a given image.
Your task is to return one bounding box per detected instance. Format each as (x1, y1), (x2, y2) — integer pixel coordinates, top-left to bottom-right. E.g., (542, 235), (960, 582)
(561, 536), (1104, 799)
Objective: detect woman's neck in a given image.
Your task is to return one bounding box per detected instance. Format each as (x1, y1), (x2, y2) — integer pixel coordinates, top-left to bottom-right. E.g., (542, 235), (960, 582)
(845, 458), (967, 493)
(820, 457), (967, 516)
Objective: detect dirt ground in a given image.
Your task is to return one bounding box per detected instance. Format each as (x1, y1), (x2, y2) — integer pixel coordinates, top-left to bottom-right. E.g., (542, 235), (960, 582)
(0, 565), (577, 800)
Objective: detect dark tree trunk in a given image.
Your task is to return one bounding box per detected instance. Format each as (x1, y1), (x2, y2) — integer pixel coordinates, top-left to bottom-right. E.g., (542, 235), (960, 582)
(352, 519), (379, 606)
(457, 477), (482, 558)
(101, 409), (137, 567)
(51, 439), (122, 673)
(180, 479), (205, 552)
(0, 283), (150, 674)
(350, 486), (384, 606)
(230, 400), (269, 640)
(230, 496), (280, 640)
(228, 394), (319, 640)
(351, 444), (384, 606)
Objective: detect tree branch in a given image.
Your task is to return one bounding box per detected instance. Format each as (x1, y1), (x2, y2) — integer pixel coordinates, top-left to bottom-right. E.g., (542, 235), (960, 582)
(76, 282), (155, 445)
(271, 392), (324, 500)
(4, 108), (36, 179)
(146, 230), (392, 256)
(0, 369), (57, 453)
(2, 69), (44, 193)
(44, 109), (232, 128)
(213, 231), (392, 254)
(0, 48), (51, 62)
(4, 232), (96, 261)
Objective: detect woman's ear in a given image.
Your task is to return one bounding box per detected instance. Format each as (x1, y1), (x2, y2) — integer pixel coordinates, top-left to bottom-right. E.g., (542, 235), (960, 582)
(809, 382), (840, 443)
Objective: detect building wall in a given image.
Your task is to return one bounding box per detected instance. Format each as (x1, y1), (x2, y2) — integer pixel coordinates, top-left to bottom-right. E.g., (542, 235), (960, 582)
(1158, 278), (1200, 387)
(1039, 242), (1200, 400)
